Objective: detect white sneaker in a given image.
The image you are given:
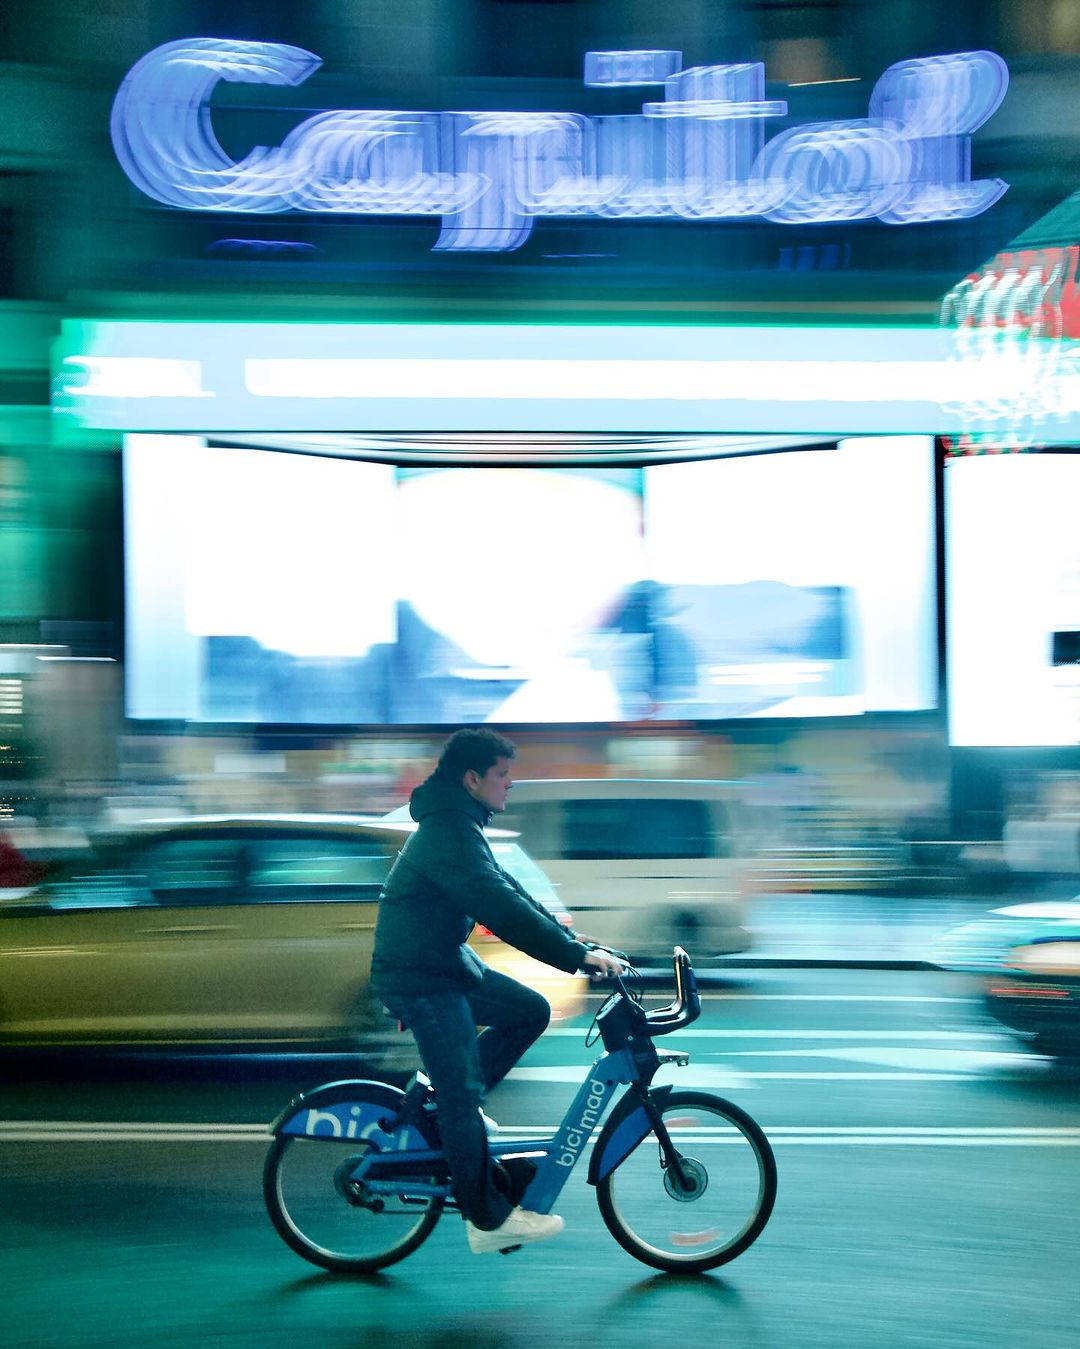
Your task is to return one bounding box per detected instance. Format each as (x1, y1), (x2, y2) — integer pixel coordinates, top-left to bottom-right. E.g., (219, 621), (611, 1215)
(466, 1207), (565, 1255)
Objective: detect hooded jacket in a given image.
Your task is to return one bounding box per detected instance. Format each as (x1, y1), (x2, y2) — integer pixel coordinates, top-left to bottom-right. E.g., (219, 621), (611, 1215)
(371, 770), (589, 997)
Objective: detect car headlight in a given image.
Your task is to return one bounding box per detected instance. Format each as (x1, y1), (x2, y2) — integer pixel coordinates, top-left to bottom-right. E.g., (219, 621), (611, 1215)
(1005, 942), (1080, 975)
(481, 948), (587, 1021)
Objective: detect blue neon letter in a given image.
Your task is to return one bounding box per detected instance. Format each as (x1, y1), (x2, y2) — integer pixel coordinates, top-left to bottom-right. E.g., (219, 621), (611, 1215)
(110, 38), (322, 212)
(110, 40), (1010, 245)
(869, 51), (1009, 223)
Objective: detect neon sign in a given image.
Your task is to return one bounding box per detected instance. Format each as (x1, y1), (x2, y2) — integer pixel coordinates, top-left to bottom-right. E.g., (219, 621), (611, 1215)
(110, 40), (1009, 252)
(941, 242), (1080, 448)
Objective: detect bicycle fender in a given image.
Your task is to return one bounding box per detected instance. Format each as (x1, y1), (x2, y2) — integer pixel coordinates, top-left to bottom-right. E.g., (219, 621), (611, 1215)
(587, 1085), (675, 1186)
(269, 1078), (429, 1149)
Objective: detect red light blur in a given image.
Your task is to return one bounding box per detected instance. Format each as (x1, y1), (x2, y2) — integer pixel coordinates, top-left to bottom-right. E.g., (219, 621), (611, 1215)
(988, 984), (1069, 998)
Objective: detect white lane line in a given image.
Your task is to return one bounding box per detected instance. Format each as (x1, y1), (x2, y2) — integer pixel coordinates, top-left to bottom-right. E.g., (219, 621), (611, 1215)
(3, 1121), (1080, 1146)
(508, 1057), (1049, 1085)
(0, 1133), (268, 1143)
(0, 1121), (268, 1132)
(768, 1138), (1080, 1145)
(584, 994), (969, 1003)
(508, 1126), (1080, 1141)
(702, 1046), (1035, 1071)
(546, 1029), (1006, 1040)
(495, 1126), (1080, 1138)
(752, 1127), (1080, 1135)
(0, 1120), (268, 1141)
(0, 1124), (269, 1142)
(512, 1069), (975, 1085)
(711, 996), (970, 1003)
(722, 1139), (1079, 1146)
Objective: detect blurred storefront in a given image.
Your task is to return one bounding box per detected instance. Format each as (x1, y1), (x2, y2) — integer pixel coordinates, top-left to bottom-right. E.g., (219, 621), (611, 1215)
(938, 192), (1080, 883)
(43, 315), (961, 893)
(940, 188), (1080, 453)
(1, 3), (1078, 889)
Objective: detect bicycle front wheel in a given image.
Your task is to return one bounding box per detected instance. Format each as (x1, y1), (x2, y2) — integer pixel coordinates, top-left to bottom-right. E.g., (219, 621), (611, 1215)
(264, 1134), (445, 1274)
(596, 1090), (776, 1273)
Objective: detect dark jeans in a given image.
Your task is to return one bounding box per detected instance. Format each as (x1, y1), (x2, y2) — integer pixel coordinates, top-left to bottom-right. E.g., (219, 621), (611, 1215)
(382, 965), (551, 1230)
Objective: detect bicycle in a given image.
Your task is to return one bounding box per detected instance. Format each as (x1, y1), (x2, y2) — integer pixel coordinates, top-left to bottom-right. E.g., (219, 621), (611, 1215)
(263, 946), (777, 1274)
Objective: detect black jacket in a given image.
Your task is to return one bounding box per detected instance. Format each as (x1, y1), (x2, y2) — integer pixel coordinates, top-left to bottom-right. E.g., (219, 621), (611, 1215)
(371, 771), (589, 997)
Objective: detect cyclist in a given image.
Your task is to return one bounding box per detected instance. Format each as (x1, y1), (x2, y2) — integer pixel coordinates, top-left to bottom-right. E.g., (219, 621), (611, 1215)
(371, 728), (627, 1254)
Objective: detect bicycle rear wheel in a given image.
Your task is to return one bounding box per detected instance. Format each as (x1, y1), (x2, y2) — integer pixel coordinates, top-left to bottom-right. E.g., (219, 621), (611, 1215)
(596, 1090), (776, 1273)
(264, 1134), (445, 1273)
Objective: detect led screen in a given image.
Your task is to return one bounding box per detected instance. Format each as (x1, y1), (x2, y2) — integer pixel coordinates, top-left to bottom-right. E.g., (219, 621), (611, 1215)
(124, 434), (937, 725)
(946, 453), (1080, 747)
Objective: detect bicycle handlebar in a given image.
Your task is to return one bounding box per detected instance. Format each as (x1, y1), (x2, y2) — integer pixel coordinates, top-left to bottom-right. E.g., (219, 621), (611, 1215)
(641, 946), (701, 1033)
(600, 945), (700, 1036)
(591, 946), (701, 1051)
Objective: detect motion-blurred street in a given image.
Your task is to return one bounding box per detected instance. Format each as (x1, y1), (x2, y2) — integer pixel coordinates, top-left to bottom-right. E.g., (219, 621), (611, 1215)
(2, 5), (1080, 1346)
(5, 962), (1079, 1349)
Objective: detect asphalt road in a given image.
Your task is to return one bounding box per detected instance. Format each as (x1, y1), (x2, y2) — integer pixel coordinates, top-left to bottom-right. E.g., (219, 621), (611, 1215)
(3, 968), (1079, 1349)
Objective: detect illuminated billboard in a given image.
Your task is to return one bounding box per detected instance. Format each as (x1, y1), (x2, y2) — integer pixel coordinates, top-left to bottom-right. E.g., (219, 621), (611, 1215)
(123, 435), (937, 726)
(56, 319), (1080, 442)
(946, 452), (1080, 747)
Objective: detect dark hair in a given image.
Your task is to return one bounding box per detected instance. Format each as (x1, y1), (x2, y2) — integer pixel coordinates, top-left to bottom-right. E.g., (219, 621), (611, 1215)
(437, 728), (516, 781)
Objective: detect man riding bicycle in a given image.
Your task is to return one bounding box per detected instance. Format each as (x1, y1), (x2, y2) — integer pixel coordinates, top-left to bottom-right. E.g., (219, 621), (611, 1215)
(371, 728), (627, 1254)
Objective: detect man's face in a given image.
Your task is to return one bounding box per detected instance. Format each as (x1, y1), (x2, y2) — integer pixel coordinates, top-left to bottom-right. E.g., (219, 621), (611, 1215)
(465, 756), (513, 813)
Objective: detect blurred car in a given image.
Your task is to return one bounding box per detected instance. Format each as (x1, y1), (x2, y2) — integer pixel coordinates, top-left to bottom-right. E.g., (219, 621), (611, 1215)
(411, 778), (751, 964)
(1, 819), (90, 885)
(932, 897), (1080, 1059)
(0, 814), (585, 1060)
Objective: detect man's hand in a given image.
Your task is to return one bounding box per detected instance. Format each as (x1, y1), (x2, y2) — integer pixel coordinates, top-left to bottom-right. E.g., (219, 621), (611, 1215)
(583, 949), (629, 981)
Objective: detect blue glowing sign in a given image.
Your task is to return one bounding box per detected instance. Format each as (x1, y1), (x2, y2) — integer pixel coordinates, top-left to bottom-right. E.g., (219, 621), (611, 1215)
(52, 317), (1070, 441)
(111, 40), (1009, 250)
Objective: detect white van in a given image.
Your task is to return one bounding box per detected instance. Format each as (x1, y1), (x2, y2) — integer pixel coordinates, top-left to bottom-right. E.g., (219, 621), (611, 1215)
(497, 779), (749, 964)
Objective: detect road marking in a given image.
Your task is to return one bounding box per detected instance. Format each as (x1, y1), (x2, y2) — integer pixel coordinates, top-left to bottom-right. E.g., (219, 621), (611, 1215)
(512, 1064), (758, 1089)
(1, 1120), (269, 1131)
(510, 1065), (960, 1086)
(546, 1028), (1006, 1040)
(2, 1121), (1079, 1146)
(0, 1121), (269, 1142)
(584, 994), (969, 1003)
(703, 1046), (1036, 1073)
(508, 1051), (1048, 1085)
(508, 1125), (1080, 1145)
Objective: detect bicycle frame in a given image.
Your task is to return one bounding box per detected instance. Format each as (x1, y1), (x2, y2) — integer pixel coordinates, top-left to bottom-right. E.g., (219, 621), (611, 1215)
(273, 1040), (681, 1214)
(350, 1045), (641, 1212)
(272, 957), (700, 1217)
(265, 952), (780, 1276)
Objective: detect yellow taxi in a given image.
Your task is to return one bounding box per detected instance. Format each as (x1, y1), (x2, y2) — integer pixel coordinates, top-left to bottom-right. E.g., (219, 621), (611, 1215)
(0, 814), (585, 1059)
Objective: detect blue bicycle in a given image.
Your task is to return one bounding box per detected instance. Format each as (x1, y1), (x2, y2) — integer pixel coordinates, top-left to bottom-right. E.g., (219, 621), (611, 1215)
(264, 947), (777, 1274)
